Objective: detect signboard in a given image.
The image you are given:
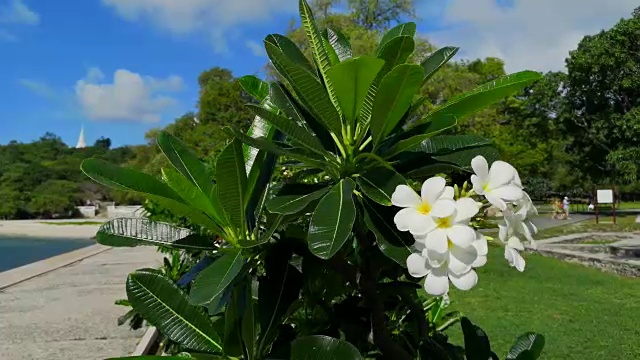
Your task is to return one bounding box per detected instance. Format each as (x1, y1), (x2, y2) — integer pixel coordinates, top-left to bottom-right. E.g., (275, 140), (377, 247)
(596, 189), (614, 204)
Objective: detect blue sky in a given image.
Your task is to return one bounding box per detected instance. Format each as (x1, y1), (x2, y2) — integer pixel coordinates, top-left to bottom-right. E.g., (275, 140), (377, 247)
(0, 0), (636, 147)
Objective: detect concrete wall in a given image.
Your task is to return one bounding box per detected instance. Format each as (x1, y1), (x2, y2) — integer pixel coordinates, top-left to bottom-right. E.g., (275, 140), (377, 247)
(107, 205), (144, 219)
(76, 206), (97, 218)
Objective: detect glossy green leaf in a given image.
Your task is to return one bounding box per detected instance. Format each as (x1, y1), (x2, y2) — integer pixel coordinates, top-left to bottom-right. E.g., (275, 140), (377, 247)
(405, 135), (492, 155)
(377, 22), (416, 55)
(241, 287), (256, 360)
(326, 56), (384, 126)
(266, 186), (330, 214)
(416, 71), (542, 127)
(227, 127), (327, 170)
(299, 0), (341, 116)
(150, 196), (223, 233)
(363, 202), (413, 266)
(162, 167), (219, 221)
(264, 34), (314, 74)
(265, 42), (342, 135)
(126, 270), (222, 353)
(421, 46), (459, 84)
(356, 166), (406, 206)
(223, 280), (246, 357)
(257, 263), (303, 356)
(96, 218), (216, 250)
(406, 163), (464, 178)
(506, 333), (545, 360)
(216, 140), (247, 231)
(290, 336), (362, 360)
(325, 28), (352, 62)
(308, 178), (356, 259)
(81, 158), (184, 203)
(382, 115), (458, 158)
(370, 64), (424, 146)
(190, 249), (244, 305)
(240, 75), (269, 101)
(461, 317), (495, 360)
(246, 103), (326, 155)
(322, 35), (340, 66)
(433, 146), (500, 170)
(157, 131), (213, 196)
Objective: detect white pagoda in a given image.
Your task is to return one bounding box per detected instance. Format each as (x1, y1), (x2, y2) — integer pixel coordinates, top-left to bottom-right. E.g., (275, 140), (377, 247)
(75, 126), (86, 148)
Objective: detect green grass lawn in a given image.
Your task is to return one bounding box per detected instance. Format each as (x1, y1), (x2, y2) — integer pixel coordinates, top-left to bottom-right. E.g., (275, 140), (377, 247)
(442, 246), (640, 359)
(536, 213), (640, 239)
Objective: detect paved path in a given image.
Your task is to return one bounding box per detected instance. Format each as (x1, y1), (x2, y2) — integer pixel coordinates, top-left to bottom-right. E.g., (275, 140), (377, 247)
(0, 246), (161, 360)
(530, 213), (593, 231)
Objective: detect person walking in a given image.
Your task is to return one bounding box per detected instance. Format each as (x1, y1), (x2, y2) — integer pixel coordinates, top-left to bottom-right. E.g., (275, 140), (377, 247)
(563, 196), (571, 219)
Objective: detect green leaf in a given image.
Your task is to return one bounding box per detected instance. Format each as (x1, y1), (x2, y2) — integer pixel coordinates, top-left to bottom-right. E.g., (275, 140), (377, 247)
(416, 71), (542, 127)
(241, 287), (256, 360)
(506, 333), (545, 360)
(150, 196), (223, 233)
(265, 42), (342, 135)
(266, 186), (330, 214)
(382, 115), (458, 158)
(257, 263), (303, 356)
(126, 270), (222, 353)
(356, 166), (406, 206)
(406, 163), (464, 178)
(240, 75), (269, 101)
(264, 34), (314, 74)
(106, 357), (194, 360)
(326, 56), (384, 126)
(96, 218), (216, 250)
(227, 127), (327, 170)
(224, 280), (246, 357)
(299, 0), (341, 116)
(246, 103), (326, 156)
(157, 131), (213, 196)
(322, 35), (340, 66)
(421, 47), (459, 84)
(325, 28), (352, 62)
(81, 158), (184, 203)
(370, 64), (424, 146)
(162, 167), (220, 221)
(377, 22), (416, 55)
(363, 202), (413, 266)
(190, 249), (244, 305)
(216, 140), (247, 231)
(405, 135), (492, 155)
(290, 336), (362, 360)
(307, 178), (356, 259)
(433, 146), (500, 170)
(461, 317), (494, 360)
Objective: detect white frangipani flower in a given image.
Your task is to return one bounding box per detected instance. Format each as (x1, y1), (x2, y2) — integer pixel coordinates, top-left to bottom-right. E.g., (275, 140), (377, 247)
(406, 248), (479, 296)
(470, 156), (523, 211)
(471, 232), (488, 268)
(392, 177), (455, 236)
(415, 197), (480, 254)
(499, 223), (526, 272)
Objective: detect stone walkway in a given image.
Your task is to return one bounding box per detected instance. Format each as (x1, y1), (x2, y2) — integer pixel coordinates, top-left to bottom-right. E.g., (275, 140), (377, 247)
(0, 246), (161, 360)
(531, 232), (640, 277)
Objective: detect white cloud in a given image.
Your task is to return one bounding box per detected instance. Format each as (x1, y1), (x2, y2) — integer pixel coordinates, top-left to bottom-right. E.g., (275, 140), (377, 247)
(74, 68), (184, 123)
(245, 40), (266, 56)
(421, 0), (638, 72)
(19, 79), (56, 97)
(101, 0), (297, 53)
(0, 28), (16, 41)
(0, 0), (39, 25)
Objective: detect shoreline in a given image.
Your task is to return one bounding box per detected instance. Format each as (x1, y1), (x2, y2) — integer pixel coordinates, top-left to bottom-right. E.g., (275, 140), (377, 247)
(0, 219), (106, 239)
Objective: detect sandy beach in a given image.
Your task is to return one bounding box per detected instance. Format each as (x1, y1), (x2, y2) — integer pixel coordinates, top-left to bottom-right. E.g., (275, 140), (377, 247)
(0, 219), (107, 239)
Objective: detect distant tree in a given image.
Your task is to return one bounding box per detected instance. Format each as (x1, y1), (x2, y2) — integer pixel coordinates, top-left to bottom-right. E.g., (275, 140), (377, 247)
(94, 136), (112, 150)
(27, 180), (80, 218)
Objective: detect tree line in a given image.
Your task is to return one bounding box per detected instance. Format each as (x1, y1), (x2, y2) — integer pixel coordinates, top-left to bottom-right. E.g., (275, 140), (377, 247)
(2, 0), (638, 219)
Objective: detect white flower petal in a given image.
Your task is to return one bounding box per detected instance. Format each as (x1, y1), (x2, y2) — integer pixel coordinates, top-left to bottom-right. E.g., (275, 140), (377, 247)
(470, 174), (485, 195)
(407, 253), (430, 278)
(513, 170), (522, 187)
(471, 156), (489, 181)
(473, 232), (488, 256)
(485, 192), (507, 211)
(442, 186), (455, 199)
(505, 247), (526, 272)
(453, 197), (480, 222)
(424, 266), (449, 296)
(498, 224), (508, 243)
(425, 247), (448, 268)
(472, 255), (487, 268)
(411, 215), (437, 236)
(449, 270), (478, 291)
(447, 225), (476, 247)
(425, 228), (448, 254)
(430, 199), (456, 218)
(487, 160), (516, 188)
(421, 176), (446, 204)
(413, 239), (426, 253)
(392, 185), (422, 208)
(448, 245), (477, 274)
(394, 208), (421, 232)
(507, 236), (525, 251)
(491, 185), (524, 202)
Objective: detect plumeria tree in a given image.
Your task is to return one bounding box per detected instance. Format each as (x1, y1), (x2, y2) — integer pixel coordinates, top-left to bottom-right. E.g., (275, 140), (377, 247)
(82, 1), (546, 359)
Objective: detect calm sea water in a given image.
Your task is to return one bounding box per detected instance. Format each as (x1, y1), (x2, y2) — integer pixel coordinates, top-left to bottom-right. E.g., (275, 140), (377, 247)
(0, 236), (93, 273)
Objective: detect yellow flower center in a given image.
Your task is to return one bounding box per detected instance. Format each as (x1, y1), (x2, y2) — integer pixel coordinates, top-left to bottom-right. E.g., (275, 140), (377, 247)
(482, 183), (490, 192)
(448, 239), (455, 249)
(435, 217), (452, 229)
(417, 202), (432, 214)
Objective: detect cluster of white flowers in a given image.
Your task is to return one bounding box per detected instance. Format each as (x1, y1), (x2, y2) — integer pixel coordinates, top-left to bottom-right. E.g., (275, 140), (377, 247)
(391, 155), (539, 296)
